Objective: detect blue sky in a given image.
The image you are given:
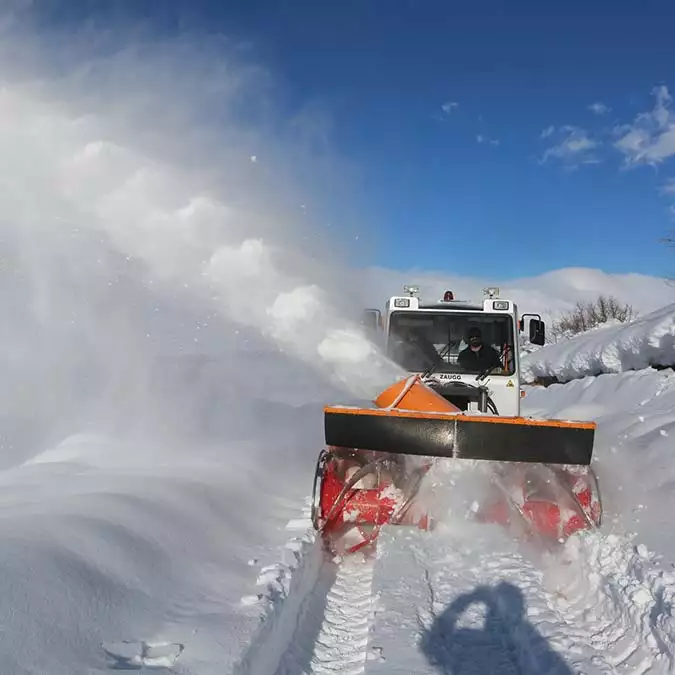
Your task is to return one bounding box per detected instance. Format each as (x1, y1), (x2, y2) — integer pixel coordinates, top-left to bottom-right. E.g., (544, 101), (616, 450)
(33, 0), (675, 279)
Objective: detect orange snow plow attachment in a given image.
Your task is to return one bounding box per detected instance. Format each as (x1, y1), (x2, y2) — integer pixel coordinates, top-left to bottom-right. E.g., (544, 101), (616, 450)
(311, 375), (601, 555)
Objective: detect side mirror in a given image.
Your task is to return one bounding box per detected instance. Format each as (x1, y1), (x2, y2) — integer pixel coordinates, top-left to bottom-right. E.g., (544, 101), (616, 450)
(518, 313), (545, 344)
(529, 318), (545, 345)
(360, 309), (382, 332)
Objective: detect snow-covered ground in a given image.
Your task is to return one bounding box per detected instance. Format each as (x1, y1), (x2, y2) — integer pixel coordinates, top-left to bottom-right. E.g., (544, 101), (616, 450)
(3, 7), (675, 675)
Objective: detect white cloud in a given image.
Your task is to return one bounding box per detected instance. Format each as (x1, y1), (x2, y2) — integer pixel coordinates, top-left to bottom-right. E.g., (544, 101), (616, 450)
(614, 85), (675, 167)
(540, 125), (601, 167)
(660, 177), (675, 195)
(441, 101), (458, 114)
(589, 102), (611, 116)
(540, 125), (555, 139)
(477, 134), (500, 146)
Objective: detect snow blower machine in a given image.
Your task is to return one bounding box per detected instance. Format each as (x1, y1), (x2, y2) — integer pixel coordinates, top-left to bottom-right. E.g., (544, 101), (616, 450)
(311, 286), (602, 555)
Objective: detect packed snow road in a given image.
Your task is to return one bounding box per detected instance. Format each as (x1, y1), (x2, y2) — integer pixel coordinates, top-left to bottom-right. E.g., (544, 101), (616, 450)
(236, 515), (675, 675)
(235, 368), (675, 675)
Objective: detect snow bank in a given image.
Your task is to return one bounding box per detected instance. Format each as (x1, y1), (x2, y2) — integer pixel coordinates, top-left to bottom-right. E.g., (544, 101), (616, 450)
(0, 431), (318, 674)
(521, 302), (675, 382)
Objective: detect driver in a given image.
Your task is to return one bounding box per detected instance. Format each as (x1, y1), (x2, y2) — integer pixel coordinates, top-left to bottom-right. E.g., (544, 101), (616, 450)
(458, 326), (502, 373)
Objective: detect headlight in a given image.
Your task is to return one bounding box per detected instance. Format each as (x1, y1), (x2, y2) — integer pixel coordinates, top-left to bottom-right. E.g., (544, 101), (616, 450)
(493, 300), (509, 310)
(394, 298), (410, 308)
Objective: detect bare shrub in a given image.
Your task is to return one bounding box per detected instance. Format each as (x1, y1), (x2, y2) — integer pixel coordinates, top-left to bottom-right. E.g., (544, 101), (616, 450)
(551, 294), (637, 342)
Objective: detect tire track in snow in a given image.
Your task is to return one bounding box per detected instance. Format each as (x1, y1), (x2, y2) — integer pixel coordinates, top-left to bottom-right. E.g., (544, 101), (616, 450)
(233, 500), (376, 675)
(296, 555), (375, 674)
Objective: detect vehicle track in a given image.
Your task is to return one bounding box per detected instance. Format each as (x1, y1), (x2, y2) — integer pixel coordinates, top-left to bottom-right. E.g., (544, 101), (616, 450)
(291, 555), (375, 675)
(236, 502), (675, 675)
(233, 504), (378, 675)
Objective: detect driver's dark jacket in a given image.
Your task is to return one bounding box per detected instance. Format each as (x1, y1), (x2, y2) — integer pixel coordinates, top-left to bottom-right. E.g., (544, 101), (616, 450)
(458, 345), (502, 372)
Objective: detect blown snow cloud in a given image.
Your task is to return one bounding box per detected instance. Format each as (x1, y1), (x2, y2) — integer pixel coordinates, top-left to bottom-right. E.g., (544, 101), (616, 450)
(0, 12), (402, 406)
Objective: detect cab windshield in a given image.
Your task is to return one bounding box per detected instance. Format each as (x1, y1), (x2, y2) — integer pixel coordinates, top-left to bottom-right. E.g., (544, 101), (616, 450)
(387, 310), (516, 375)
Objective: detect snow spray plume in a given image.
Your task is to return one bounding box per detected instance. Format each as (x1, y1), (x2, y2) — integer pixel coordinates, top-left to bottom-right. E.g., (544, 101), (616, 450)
(0, 10), (402, 462)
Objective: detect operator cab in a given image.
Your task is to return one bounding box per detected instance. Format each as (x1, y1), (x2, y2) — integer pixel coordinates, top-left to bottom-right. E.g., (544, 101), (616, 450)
(361, 286), (546, 417)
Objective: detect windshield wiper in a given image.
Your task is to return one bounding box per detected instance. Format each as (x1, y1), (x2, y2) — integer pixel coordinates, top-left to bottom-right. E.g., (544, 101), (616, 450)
(475, 364), (499, 382)
(422, 339), (454, 379)
(475, 344), (509, 382)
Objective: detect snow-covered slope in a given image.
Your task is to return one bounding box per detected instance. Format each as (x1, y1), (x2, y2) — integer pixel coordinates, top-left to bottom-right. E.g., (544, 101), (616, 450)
(521, 302), (675, 383)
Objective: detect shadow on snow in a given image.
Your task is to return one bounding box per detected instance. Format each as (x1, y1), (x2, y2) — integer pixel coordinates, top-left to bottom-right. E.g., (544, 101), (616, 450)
(420, 581), (573, 675)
